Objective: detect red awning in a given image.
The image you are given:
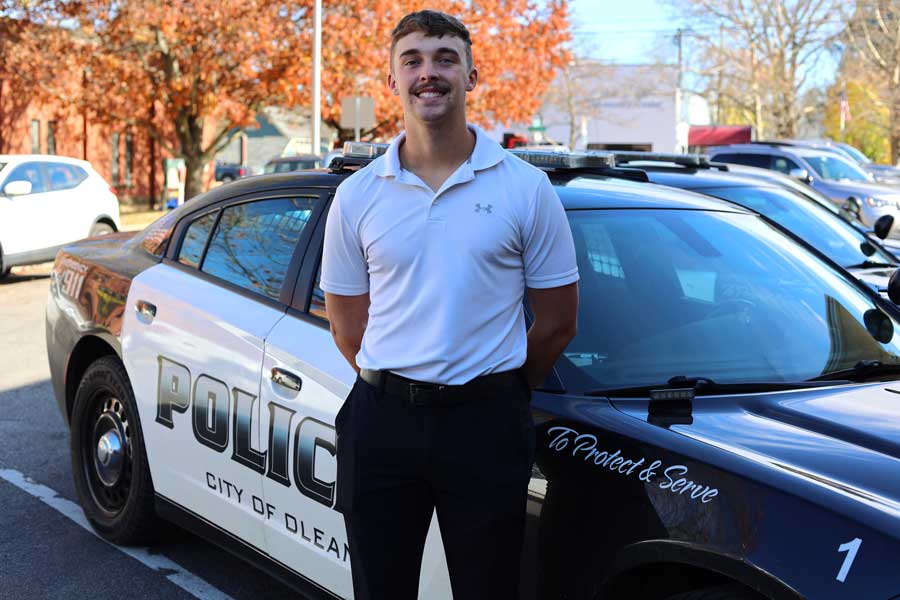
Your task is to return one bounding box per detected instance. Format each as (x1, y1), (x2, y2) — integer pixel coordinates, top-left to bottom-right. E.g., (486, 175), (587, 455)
(689, 125), (752, 146)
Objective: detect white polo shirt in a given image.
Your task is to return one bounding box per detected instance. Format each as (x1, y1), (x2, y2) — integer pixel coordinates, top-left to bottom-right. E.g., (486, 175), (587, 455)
(320, 124), (579, 385)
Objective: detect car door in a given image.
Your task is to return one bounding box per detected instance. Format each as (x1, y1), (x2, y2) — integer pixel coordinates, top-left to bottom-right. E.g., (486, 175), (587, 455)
(258, 200), (453, 599)
(0, 161), (54, 254)
(121, 191), (320, 551)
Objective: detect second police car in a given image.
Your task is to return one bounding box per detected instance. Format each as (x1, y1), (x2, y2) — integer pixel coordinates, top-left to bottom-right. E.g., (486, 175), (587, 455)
(46, 144), (900, 599)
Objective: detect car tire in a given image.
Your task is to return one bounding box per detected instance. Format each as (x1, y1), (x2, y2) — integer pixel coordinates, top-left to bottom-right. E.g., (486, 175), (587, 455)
(89, 222), (115, 237)
(663, 584), (765, 600)
(70, 356), (159, 545)
(221, 175), (235, 183)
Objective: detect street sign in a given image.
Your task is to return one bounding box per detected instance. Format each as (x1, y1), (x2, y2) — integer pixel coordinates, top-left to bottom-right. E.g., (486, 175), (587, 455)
(340, 96), (375, 141)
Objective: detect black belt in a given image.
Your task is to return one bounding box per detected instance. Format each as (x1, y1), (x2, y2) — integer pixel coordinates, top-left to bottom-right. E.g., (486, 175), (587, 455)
(358, 368), (525, 407)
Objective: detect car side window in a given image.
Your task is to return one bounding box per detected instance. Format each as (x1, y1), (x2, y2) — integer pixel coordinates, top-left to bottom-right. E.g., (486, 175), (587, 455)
(200, 197), (315, 300)
(772, 156), (800, 174)
(310, 260), (328, 321)
(177, 211), (219, 268)
(4, 162), (47, 194)
(45, 163), (88, 192)
(714, 153), (771, 169)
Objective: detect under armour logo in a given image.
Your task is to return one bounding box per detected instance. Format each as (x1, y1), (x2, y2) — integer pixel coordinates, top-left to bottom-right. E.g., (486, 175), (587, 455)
(475, 203), (493, 214)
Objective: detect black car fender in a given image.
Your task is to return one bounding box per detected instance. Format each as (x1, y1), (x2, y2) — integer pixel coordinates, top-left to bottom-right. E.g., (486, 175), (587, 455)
(600, 540), (803, 600)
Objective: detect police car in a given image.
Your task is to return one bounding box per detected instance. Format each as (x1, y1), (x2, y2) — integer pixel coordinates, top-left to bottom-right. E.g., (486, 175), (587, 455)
(46, 144), (900, 599)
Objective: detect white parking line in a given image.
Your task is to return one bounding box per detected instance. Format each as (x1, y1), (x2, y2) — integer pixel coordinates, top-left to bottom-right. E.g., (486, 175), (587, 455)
(0, 468), (234, 600)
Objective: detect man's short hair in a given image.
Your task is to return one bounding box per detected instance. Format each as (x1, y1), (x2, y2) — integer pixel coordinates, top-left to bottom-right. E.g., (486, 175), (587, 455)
(390, 10), (473, 71)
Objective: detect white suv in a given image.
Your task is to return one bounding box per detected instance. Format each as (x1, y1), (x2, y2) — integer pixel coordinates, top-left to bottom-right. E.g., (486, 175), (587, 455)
(0, 155), (120, 276)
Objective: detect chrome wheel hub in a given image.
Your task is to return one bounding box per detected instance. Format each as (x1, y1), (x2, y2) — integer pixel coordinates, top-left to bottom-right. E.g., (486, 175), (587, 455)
(91, 398), (129, 487)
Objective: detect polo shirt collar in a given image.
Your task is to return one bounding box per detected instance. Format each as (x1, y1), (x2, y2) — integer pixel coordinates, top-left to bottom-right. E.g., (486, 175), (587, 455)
(373, 123), (506, 179)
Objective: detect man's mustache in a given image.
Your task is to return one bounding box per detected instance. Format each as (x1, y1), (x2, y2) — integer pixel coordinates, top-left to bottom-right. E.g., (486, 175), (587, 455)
(410, 82), (450, 95)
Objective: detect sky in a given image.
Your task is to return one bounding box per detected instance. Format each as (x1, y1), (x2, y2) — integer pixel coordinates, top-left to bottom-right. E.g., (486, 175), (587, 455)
(568, 0), (840, 88)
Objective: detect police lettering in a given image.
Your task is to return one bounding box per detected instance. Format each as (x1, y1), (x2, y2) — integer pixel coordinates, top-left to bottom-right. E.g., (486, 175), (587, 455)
(155, 356), (337, 508)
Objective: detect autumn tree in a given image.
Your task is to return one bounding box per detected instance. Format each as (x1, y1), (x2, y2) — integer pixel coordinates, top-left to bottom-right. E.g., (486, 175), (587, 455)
(36, 0), (309, 200)
(314, 0), (571, 141)
(674, 0), (841, 138)
(824, 78), (891, 162)
(842, 1), (900, 163)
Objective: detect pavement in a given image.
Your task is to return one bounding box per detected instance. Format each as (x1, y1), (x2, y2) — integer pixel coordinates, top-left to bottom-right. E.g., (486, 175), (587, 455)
(0, 271), (296, 599)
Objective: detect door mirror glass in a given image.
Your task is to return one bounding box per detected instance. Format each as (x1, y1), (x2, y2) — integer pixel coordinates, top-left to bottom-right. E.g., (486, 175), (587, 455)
(874, 214), (895, 240)
(788, 168), (811, 183)
(3, 180), (32, 196)
(889, 269), (900, 305)
(843, 196), (862, 218)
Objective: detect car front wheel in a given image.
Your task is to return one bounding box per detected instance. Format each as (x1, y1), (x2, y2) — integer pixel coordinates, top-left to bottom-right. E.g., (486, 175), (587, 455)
(664, 584), (765, 600)
(70, 356), (158, 544)
(89, 222), (115, 237)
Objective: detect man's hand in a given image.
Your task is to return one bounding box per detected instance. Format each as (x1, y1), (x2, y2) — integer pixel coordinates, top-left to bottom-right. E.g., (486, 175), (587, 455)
(325, 292), (371, 373)
(522, 282), (578, 389)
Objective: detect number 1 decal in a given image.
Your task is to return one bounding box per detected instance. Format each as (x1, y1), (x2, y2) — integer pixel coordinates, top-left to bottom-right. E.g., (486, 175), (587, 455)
(836, 538), (862, 583)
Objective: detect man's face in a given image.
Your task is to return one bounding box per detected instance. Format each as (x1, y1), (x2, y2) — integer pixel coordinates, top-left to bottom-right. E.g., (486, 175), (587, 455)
(388, 31), (477, 125)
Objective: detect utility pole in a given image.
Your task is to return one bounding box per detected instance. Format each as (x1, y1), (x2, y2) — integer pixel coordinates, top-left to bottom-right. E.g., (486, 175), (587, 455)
(312, 0), (322, 155)
(716, 23), (724, 124)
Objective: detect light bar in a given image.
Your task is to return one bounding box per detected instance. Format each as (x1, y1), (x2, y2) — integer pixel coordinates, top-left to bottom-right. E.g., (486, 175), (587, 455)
(613, 151), (711, 168)
(342, 142), (390, 159)
(510, 150), (615, 169)
(649, 388), (696, 401)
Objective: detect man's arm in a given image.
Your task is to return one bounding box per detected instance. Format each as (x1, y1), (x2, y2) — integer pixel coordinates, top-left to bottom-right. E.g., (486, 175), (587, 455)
(325, 292), (371, 373)
(522, 282), (578, 389)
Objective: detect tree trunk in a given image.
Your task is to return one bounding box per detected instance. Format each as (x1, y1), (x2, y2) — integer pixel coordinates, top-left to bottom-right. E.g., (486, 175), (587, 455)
(184, 154), (206, 201)
(892, 97), (900, 167)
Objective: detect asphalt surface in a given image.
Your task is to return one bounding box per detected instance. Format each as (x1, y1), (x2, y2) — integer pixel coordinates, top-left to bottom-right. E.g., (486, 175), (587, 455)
(0, 271), (297, 599)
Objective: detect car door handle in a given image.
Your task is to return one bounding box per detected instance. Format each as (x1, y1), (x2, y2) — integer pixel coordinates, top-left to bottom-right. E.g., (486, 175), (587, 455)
(271, 368), (302, 392)
(135, 300), (157, 321)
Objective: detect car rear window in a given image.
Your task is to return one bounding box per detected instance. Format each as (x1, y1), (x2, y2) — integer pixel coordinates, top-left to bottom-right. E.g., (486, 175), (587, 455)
(46, 163), (88, 191)
(713, 153), (771, 169)
(200, 197), (315, 300)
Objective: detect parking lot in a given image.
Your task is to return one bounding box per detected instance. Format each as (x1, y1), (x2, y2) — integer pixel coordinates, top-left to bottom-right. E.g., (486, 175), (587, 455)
(0, 273), (296, 600)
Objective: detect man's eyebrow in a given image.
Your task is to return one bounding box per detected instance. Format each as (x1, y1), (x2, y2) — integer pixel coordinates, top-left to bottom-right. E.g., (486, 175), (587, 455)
(397, 47), (461, 59)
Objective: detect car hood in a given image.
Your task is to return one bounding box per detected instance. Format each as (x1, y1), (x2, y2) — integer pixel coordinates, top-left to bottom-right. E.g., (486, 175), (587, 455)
(824, 179), (900, 201)
(621, 383), (900, 520)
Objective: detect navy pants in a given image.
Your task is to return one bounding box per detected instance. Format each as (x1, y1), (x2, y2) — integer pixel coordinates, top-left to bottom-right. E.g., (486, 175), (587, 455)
(335, 374), (535, 600)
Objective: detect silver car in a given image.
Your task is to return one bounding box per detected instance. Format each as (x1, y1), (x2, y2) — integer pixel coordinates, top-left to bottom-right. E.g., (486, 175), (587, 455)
(708, 143), (900, 231)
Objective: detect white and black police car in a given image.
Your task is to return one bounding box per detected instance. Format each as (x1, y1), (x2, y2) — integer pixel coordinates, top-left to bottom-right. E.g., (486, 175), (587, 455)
(47, 144), (900, 599)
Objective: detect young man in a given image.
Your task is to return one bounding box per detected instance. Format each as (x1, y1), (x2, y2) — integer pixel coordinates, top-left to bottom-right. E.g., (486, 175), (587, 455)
(321, 10), (578, 599)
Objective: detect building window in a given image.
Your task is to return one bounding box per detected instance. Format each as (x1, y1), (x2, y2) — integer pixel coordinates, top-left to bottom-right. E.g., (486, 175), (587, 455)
(30, 120), (40, 153)
(111, 132), (120, 185)
(47, 121), (57, 155)
(124, 132), (134, 187)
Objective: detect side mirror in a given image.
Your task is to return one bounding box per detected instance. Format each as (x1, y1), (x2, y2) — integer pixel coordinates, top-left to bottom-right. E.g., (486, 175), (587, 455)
(843, 196), (862, 218)
(874, 214), (895, 240)
(788, 168), (811, 184)
(3, 180), (32, 196)
(889, 269), (900, 305)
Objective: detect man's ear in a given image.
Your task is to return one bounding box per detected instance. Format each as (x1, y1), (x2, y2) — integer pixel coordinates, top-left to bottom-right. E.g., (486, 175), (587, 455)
(466, 66), (478, 92)
(387, 70), (400, 96)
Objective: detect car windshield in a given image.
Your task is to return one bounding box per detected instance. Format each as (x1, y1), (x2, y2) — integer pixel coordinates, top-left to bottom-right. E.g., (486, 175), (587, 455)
(563, 208), (900, 392)
(804, 154), (871, 182)
(838, 143), (871, 165)
(694, 185), (896, 268)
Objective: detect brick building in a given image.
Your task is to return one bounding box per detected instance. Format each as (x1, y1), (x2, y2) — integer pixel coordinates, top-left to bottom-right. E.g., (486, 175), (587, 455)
(0, 78), (170, 207)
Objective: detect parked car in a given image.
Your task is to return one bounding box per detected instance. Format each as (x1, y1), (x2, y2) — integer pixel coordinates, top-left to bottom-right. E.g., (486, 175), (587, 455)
(46, 145), (900, 599)
(262, 154), (321, 174)
(754, 140), (900, 187)
(214, 161), (249, 183)
(722, 162), (900, 255)
(587, 152), (900, 298)
(708, 143), (900, 230)
(0, 155), (119, 277)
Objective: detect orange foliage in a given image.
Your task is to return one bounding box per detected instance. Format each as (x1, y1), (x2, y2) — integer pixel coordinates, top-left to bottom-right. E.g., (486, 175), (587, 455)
(311, 0), (572, 138)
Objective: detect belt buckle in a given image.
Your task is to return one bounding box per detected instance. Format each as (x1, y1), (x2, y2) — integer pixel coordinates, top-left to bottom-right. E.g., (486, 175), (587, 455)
(409, 384), (442, 407)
